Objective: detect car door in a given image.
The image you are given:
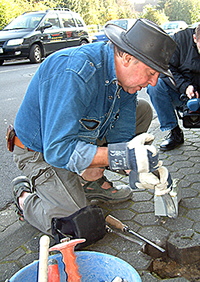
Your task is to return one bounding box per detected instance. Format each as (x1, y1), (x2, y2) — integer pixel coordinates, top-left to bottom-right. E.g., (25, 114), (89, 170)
(60, 12), (80, 47)
(41, 12), (66, 54)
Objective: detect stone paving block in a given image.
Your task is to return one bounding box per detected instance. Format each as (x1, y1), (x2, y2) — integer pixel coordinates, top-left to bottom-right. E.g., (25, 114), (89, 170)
(178, 179), (192, 188)
(139, 226), (170, 257)
(178, 167), (198, 175)
(181, 197), (200, 209)
(193, 221), (200, 233)
(132, 191), (153, 202)
(0, 261), (20, 282)
(134, 213), (159, 226)
(167, 229), (200, 264)
(184, 173), (200, 183)
(140, 271), (159, 281)
(161, 216), (194, 232)
(181, 188), (198, 198)
(1, 247), (25, 262)
(186, 208), (200, 222)
(169, 160), (194, 170)
(189, 156), (200, 163)
(118, 250), (153, 271)
(0, 205), (17, 229)
(109, 234), (142, 253)
(109, 209), (135, 221)
(131, 201), (154, 213)
(0, 222), (39, 260)
(18, 252), (39, 268)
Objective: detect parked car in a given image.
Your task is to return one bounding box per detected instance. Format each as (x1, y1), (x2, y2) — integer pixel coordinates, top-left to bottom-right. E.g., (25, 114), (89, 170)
(161, 21), (188, 36)
(92, 18), (136, 43)
(190, 22), (200, 29)
(0, 9), (90, 65)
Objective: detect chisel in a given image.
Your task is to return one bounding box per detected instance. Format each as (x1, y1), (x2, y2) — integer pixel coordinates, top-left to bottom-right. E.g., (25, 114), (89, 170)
(106, 215), (165, 253)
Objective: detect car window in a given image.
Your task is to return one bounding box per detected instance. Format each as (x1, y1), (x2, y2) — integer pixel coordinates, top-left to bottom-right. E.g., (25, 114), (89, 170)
(60, 13), (76, 28)
(75, 18), (84, 27)
(44, 14), (60, 29)
(4, 13), (44, 30)
(110, 20), (128, 30)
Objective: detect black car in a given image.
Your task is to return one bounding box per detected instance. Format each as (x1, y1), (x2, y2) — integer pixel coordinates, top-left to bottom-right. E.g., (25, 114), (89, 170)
(0, 9), (90, 65)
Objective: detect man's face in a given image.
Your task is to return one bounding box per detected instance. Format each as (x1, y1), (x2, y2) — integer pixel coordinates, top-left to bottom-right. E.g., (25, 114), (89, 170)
(193, 34), (200, 54)
(115, 53), (160, 94)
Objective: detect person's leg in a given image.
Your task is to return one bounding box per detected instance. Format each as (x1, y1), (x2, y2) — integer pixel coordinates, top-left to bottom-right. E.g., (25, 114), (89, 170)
(135, 98), (153, 135)
(81, 98), (153, 199)
(13, 147), (86, 234)
(147, 78), (184, 150)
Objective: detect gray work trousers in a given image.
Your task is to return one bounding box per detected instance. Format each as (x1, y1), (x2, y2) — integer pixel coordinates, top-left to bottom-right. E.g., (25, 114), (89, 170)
(13, 98), (152, 235)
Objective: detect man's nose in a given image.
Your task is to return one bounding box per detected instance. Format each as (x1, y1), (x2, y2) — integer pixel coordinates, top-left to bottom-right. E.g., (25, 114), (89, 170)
(149, 73), (159, 87)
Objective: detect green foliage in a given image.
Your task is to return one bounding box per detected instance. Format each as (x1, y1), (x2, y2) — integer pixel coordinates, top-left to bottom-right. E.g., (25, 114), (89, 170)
(60, 0), (136, 26)
(0, 0), (63, 29)
(190, 0), (200, 23)
(142, 4), (168, 25)
(1, 0), (199, 31)
(164, 0), (193, 24)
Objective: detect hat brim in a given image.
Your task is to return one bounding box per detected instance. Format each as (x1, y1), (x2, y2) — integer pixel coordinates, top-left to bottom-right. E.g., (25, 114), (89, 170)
(104, 23), (176, 85)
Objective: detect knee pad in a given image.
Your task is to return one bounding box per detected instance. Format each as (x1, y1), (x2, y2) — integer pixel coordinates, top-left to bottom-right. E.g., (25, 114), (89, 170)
(51, 205), (106, 249)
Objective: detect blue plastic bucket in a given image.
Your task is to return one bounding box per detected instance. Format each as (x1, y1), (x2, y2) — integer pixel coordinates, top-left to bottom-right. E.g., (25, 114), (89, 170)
(10, 251), (141, 282)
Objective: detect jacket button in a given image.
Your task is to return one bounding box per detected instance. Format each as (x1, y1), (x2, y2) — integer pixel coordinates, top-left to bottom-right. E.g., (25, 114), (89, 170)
(90, 62), (94, 67)
(109, 96), (113, 100)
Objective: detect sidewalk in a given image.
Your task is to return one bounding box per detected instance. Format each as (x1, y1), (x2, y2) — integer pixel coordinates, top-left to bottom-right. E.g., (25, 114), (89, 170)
(1, 113), (200, 282)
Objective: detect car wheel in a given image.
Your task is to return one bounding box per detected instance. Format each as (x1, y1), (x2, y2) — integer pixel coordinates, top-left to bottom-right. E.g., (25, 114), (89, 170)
(0, 59), (4, 65)
(80, 40), (88, 45)
(29, 44), (42, 63)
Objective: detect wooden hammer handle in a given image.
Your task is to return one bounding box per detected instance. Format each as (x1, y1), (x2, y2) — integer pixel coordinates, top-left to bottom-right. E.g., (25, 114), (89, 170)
(38, 235), (50, 282)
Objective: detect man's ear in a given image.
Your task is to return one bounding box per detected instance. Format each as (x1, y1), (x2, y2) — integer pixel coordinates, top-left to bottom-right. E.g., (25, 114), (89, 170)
(193, 34), (197, 44)
(122, 53), (133, 67)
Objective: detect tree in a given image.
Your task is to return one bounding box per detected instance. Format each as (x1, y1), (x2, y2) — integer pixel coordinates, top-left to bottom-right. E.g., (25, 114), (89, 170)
(164, 0), (193, 24)
(0, 0), (63, 30)
(142, 4), (168, 25)
(190, 0), (200, 23)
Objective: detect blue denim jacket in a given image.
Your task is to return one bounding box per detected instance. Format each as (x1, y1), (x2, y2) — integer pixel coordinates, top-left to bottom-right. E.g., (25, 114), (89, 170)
(15, 42), (137, 174)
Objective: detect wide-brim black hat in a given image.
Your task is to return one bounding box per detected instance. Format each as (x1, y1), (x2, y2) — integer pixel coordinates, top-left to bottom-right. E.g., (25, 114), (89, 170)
(105, 18), (176, 84)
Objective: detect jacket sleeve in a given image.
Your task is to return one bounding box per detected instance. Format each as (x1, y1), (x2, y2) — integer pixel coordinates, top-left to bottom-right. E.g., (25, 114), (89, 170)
(168, 31), (193, 94)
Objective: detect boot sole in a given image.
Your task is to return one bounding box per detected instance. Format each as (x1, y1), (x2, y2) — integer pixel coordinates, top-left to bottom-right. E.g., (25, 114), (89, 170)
(85, 191), (133, 204)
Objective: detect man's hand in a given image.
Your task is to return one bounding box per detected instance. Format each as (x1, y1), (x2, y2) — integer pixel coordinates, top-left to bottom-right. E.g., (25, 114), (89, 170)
(186, 85), (199, 99)
(129, 166), (172, 195)
(108, 133), (159, 173)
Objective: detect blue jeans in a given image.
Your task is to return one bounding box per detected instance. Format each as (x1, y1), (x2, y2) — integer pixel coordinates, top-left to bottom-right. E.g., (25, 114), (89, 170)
(147, 78), (183, 131)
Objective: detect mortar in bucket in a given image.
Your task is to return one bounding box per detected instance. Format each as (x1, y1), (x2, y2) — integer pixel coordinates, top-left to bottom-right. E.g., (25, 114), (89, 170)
(9, 251), (141, 281)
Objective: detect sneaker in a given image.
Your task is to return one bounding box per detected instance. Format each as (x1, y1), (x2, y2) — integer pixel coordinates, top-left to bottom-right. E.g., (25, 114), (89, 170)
(81, 175), (133, 203)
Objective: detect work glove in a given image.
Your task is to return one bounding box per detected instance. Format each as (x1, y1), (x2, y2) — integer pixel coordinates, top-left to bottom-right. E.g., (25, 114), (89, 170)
(108, 133), (159, 173)
(129, 166), (177, 218)
(129, 166), (171, 194)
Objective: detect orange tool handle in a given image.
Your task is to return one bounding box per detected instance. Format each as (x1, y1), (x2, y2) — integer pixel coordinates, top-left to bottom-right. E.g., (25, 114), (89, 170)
(48, 258), (60, 282)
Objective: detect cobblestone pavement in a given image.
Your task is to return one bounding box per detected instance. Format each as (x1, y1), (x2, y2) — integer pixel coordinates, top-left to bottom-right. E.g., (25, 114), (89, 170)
(1, 102), (200, 281)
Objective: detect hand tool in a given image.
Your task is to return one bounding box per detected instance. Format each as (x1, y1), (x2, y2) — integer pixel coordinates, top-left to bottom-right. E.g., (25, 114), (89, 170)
(48, 258), (60, 282)
(38, 235), (50, 282)
(49, 238), (85, 282)
(106, 215), (165, 253)
(106, 225), (145, 252)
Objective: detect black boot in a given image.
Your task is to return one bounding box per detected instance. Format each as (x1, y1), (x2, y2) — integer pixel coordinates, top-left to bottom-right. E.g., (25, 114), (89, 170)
(160, 125), (184, 151)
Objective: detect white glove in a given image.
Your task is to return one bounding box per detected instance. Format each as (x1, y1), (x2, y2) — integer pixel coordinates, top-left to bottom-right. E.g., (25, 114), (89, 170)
(108, 133), (159, 173)
(129, 165), (172, 195)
